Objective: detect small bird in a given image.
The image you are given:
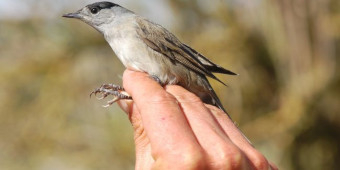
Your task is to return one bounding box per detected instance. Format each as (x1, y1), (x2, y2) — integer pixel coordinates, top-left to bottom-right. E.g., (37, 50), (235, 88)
(63, 1), (237, 113)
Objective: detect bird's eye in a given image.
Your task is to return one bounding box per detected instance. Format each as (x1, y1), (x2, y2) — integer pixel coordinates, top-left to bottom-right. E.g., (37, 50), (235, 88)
(90, 7), (99, 14)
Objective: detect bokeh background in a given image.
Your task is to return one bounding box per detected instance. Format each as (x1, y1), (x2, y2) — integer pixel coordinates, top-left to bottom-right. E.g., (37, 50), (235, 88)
(0, 0), (339, 169)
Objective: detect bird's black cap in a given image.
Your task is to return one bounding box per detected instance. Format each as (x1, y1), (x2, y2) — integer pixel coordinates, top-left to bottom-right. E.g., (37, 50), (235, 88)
(86, 1), (120, 10)
(62, 1), (120, 19)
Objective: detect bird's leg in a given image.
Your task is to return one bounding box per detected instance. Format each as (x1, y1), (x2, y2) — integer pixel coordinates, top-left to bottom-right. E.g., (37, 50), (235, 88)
(90, 84), (132, 107)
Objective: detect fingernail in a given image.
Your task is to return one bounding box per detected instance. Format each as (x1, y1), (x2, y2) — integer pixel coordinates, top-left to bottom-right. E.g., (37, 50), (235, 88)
(117, 100), (133, 114)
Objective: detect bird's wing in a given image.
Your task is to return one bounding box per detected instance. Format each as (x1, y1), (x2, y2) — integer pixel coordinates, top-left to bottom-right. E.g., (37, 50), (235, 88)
(181, 44), (237, 75)
(135, 17), (235, 86)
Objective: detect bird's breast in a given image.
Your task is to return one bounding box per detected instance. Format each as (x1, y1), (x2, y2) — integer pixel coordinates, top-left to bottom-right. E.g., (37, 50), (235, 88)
(108, 35), (155, 71)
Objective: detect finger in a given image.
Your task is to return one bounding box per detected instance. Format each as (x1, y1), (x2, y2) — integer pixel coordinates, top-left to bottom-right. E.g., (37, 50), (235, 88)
(269, 162), (279, 170)
(117, 100), (143, 132)
(118, 100), (155, 169)
(117, 99), (133, 114)
(206, 105), (252, 147)
(207, 105), (271, 169)
(165, 85), (251, 169)
(117, 99), (143, 131)
(122, 70), (205, 167)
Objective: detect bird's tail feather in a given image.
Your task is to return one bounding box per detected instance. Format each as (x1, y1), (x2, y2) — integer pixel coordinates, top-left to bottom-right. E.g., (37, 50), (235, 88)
(203, 79), (252, 144)
(201, 77), (231, 118)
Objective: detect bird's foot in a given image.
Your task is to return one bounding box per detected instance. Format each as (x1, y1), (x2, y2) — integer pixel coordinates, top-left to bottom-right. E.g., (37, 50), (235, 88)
(90, 84), (132, 107)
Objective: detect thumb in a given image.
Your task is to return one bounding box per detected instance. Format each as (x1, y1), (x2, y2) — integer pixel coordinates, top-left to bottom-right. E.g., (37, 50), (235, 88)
(117, 100), (143, 132)
(117, 100), (154, 169)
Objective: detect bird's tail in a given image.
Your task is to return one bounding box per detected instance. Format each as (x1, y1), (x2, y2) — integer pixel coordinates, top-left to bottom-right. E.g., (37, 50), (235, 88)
(205, 79), (252, 145)
(201, 77), (231, 117)
(202, 78), (252, 144)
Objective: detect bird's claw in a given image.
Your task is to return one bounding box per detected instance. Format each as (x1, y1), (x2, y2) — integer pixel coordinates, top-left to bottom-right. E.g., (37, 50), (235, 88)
(90, 84), (132, 107)
(90, 88), (107, 100)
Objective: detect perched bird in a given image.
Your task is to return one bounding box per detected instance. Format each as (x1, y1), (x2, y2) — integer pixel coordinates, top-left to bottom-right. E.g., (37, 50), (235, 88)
(63, 1), (237, 113)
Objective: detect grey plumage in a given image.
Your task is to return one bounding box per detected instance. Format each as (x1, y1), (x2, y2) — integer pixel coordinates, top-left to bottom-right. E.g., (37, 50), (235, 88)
(63, 1), (237, 113)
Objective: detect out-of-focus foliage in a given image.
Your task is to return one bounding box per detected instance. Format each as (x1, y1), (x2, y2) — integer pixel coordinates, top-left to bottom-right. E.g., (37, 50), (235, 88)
(0, 0), (339, 169)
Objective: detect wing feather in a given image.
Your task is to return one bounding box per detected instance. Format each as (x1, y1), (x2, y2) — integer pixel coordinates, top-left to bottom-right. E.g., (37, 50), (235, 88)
(135, 17), (233, 86)
(182, 44), (237, 75)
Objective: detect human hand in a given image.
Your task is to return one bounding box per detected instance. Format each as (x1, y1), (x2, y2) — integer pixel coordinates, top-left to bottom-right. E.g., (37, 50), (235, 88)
(118, 69), (278, 170)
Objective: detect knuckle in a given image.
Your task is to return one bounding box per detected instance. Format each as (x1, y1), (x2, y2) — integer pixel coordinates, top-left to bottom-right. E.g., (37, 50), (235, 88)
(271, 164), (279, 170)
(178, 150), (206, 169)
(156, 148), (207, 169)
(212, 146), (244, 169)
(251, 152), (269, 170)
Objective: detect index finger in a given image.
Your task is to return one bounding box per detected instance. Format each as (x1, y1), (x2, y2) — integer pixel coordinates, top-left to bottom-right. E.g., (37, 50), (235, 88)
(122, 70), (203, 160)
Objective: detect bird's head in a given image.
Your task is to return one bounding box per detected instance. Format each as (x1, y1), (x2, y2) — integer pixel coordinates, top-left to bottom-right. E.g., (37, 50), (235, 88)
(62, 1), (132, 33)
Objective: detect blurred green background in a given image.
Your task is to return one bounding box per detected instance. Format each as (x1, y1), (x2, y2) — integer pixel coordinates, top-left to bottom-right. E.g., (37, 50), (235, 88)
(0, 0), (339, 169)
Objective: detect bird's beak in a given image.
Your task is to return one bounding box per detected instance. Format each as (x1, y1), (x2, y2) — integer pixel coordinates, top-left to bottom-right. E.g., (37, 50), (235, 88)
(62, 11), (82, 19)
